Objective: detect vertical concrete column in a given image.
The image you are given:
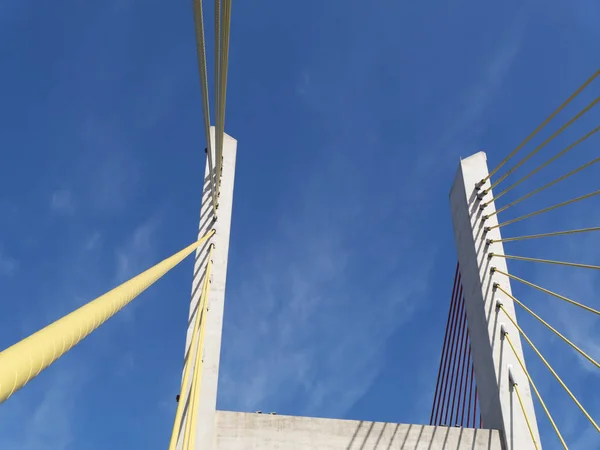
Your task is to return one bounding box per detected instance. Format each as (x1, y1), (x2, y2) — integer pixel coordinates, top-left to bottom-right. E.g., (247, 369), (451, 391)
(449, 152), (541, 450)
(177, 126), (237, 450)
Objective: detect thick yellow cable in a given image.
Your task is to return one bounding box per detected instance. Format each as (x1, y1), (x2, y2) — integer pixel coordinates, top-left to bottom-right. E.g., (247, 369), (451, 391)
(215, 0), (232, 191)
(489, 227), (600, 243)
(192, 0), (218, 216)
(0, 234), (214, 400)
(0, 231), (215, 404)
(493, 268), (600, 316)
(502, 331), (568, 449)
(484, 126), (600, 207)
(486, 155), (600, 218)
(168, 245), (213, 450)
(498, 302), (599, 432)
(178, 268), (210, 449)
(512, 382), (539, 450)
(183, 253), (213, 449)
(483, 95), (600, 193)
(215, 0), (229, 189)
(214, 0), (221, 191)
(495, 281), (599, 369)
(490, 253), (600, 271)
(481, 70), (600, 185)
(486, 189), (600, 230)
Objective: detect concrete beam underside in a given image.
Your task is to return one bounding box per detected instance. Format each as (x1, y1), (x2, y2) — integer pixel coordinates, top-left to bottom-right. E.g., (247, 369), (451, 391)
(215, 411), (502, 450)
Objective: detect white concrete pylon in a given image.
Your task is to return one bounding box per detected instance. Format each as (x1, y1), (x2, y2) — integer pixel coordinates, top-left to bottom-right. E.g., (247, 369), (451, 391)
(177, 126), (237, 450)
(449, 152), (541, 450)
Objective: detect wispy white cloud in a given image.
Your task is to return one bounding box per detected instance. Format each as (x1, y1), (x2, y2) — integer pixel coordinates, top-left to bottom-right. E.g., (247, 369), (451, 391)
(527, 216), (600, 373)
(1, 1), (201, 448)
(84, 231), (102, 251)
(110, 217), (161, 326)
(0, 216), (159, 449)
(571, 426), (600, 450)
(502, 195), (600, 446)
(220, 226), (434, 418)
(218, 134), (438, 418)
(50, 189), (74, 214)
(416, 12), (526, 177)
(114, 218), (158, 284)
(0, 358), (87, 450)
(295, 71), (311, 96)
(115, 351), (136, 378)
(218, 6), (530, 421)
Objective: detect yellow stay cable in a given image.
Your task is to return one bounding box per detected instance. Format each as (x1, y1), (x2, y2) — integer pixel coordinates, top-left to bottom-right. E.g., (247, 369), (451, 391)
(193, 0), (218, 217)
(215, 0), (232, 191)
(483, 95), (600, 194)
(192, 0), (218, 215)
(486, 155), (600, 218)
(220, 0), (232, 190)
(182, 248), (213, 449)
(501, 329), (568, 449)
(486, 189), (600, 230)
(214, 0), (221, 175)
(490, 253), (600, 271)
(489, 226), (600, 244)
(498, 301), (599, 432)
(512, 381), (539, 450)
(168, 245), (214, 450)
(494, 279), (600, 369)
(481, 70), (599, 185)
(484, 125), (600, 207)
(493, 268), (600, 316)
(0, 230), (215, 404)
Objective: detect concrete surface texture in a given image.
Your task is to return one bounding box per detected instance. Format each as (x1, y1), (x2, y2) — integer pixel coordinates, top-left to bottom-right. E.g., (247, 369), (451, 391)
(449, 152), (540, 450)
(176, 127), (238, 450)
(215, 411), (503, 450)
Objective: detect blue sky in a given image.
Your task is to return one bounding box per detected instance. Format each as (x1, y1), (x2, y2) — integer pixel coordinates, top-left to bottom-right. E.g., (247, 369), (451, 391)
(0, 0), (599, 449)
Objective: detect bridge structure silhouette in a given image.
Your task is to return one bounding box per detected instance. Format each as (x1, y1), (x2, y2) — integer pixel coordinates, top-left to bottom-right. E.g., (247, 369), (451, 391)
(0, 2), (598, 449)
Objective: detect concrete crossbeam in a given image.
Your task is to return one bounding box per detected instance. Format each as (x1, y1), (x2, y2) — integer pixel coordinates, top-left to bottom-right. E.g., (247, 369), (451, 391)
(215, 411), (503, 450)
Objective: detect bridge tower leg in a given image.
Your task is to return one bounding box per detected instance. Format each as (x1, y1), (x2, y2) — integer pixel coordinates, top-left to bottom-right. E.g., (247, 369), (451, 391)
(177, 126), (237, 450)
(449, 151), (541, 450)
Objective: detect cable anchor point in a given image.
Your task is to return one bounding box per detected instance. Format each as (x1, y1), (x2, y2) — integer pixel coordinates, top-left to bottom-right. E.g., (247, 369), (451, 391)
(499, 322), (507, 337)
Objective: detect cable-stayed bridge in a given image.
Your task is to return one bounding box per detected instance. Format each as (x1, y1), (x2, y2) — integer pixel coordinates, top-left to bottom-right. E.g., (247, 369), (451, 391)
(0, 2), (598, 449)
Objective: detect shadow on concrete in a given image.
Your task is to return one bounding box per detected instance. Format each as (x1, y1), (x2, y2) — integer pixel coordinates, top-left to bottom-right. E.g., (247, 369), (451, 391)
(509, 382), (514, 450)
(175, 388), (193, 443)
(171, 175), (218, 445)
(343, 420), (499, 450)
(180, 173), (218, 368)
(213, 411), (502, 450)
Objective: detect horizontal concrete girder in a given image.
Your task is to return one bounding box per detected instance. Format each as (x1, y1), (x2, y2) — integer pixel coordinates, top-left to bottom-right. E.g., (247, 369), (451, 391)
(215, 411), (502, 449)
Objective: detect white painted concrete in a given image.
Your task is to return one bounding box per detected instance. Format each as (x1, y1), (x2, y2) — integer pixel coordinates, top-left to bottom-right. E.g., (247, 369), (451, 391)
(215, 411), (503, 450)
(449, 152), (541, 450)
(176, 127), (237, 450)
